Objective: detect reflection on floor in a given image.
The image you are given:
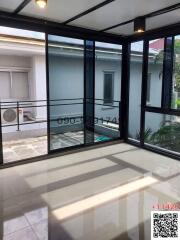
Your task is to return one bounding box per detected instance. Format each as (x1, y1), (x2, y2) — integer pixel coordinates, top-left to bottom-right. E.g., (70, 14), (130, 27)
(0, 143), (180, 240)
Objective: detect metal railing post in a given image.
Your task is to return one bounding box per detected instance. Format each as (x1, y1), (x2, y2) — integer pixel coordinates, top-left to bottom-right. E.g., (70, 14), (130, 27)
(0, 102), (3, 164)
(83, 98), (86, 145)
(119, 101), (121, 131)
(17, 101), (20, 131)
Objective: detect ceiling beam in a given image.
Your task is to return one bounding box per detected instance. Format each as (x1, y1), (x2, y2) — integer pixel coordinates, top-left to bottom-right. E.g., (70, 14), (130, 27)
(0, 10), (125, 43)
(63, 0), (115, 25)
(101, 2), (180, 32)
(14, 0), (32, 15)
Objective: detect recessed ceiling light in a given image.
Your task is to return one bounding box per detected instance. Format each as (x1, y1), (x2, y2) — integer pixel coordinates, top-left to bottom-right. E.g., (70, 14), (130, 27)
(134, 17), (146, 33)
(35, 0), (47, 9)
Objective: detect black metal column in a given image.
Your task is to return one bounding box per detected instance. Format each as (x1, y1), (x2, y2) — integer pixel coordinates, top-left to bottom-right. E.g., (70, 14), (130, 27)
(84, 40), (95, 144)
(120, 42), (130, 140)
(45, 33), (51, 154)
(0, 102), (3, 164)
(161, 36), (174, 110)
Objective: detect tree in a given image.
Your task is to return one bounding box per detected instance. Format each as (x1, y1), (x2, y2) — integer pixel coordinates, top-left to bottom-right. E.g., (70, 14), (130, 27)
(154, 39), (180, 91)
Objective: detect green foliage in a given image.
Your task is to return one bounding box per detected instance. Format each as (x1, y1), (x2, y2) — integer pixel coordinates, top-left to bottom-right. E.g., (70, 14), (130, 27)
(146, 121), (180, 152)
(154, 40), (180, 91)
(174, 40), (180, 54)
(154, 50), (164, 64)
(176, 98), (180, 108)
(136, 128), (152, 141)
(174, 57), (180, 91)
(174, 40), (180, 91)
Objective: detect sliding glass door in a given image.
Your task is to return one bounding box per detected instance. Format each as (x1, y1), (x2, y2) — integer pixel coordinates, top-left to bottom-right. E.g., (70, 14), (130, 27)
(0, 26), (47, 164)
(95, 42), (122, 142)
(47, 35), (84, 151)
(47, 36), (122, 152)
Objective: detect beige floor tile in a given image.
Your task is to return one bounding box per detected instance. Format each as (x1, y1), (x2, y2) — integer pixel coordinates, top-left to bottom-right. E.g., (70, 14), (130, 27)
(114, 149), (180, 178)
(41, 168), (142, 209)
(3, 227), (38, 240)
(25, 158), (117, 188)
(0, 143), (179, 240)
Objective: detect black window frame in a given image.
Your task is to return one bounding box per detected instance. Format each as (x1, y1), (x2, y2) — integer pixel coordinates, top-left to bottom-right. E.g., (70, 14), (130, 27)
(0, 16), (124, 166)
(127, 33), (180, 161)
(1, 10), (180, 164)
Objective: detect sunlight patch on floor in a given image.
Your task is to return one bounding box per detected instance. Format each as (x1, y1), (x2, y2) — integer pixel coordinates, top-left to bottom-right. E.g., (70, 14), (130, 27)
(52, 176), (158, 221)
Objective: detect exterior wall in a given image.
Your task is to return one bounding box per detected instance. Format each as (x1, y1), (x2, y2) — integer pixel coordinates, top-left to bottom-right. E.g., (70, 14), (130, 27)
(49, 55), (84, 120)
(95, 58), (121, 121)
(0, 54), (47, 135)
(31, 55), (47, 120)
(148, 64), (162, 107)
(0, 55), (31, 69)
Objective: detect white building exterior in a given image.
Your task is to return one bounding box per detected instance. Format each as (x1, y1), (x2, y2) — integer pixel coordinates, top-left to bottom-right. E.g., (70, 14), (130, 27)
(0, 34), (164, 139)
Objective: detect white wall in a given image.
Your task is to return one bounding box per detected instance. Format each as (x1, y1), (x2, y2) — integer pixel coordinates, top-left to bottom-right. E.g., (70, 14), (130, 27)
(31, 55), (47, 120)
(0, 55), (31, 69)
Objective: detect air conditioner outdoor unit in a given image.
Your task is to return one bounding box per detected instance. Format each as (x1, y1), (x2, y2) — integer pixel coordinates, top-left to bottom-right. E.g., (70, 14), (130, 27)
(1, 108), (24, 125)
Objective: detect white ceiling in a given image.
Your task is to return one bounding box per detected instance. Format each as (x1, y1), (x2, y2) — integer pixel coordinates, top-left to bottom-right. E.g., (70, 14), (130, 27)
(106, 8), (180, 35)
(0, 0), (180, 36)
(69, 0), (180, 31)
(107, 22), (134, 36)
(21, 0), (104, 23)
(146, 8), (180, 31)
(0, 0), (23, 12)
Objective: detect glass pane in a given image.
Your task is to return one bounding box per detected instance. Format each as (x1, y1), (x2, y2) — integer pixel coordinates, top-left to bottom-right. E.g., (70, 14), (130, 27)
(172, 35), (180, 109)
(128, 41), (143, 141)
(0, 27), (47, 163)
(146, 38), (164, 107)
(144, 112), (180, 155)
(48, 35), (84, 151)
(95, 42), (121, 142)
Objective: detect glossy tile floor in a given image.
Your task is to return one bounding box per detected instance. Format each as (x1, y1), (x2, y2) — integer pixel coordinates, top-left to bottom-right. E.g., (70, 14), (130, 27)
(0, 143), (180, 240)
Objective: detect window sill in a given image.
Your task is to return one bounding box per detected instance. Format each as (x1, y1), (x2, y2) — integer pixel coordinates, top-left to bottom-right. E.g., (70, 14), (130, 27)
(146, 102), (152, 106)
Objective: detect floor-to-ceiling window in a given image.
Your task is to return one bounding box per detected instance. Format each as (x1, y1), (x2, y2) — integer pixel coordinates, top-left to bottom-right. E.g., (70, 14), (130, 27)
(143, 36), (180, 156)
(0, 28), (123, 165)
(48, 35), (84, 151)
(0, 26), (47, 163)
(127, 36), (180, 157)
(128, 41), (143, 142)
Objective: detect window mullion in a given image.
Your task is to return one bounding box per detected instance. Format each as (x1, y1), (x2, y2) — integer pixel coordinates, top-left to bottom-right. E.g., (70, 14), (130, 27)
(161, 36), (174, 110)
